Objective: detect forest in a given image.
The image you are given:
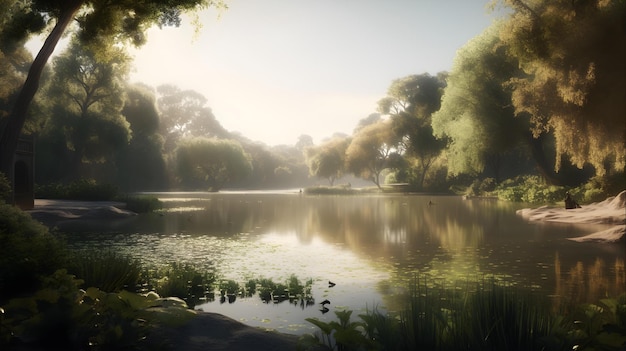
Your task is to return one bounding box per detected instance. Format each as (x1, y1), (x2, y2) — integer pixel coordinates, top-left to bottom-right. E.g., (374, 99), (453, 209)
(0, 0), (624, 201)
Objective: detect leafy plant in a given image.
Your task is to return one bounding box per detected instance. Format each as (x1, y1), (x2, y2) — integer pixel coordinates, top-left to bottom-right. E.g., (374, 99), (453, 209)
(67, 250), (142, 293)
(119, 194), (163, 213)
(0, 202), (67, 303)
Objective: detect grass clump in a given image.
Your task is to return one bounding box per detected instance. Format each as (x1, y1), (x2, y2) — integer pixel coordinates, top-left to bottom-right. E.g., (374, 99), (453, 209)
(118, 194), (163, 213)
(301, 276), (626, 351)
(66, 250), (143, 293)
(36, 178), (118, 201)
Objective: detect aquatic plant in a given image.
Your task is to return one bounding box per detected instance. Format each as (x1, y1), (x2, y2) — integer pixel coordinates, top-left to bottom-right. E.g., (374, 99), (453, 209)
(300, 276), (626, 351)
(148, 262), (216, 308)
(120, 194), (163, 213)
(67, 250), (142, 293)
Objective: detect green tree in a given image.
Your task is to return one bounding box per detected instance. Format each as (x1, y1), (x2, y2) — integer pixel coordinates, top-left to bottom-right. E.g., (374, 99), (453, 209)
(306, 136), (349, 186)
(175, 137), (252, 191)
(498, 0), (625, 175)
(37, 38), (131, 183)
(431, 24), (528, 181)
(117, 83), (167, 190)
(346, 119), (399, 189)
(157, 84), (230, 153)
(378, 74), (447, 189)
(0, 0), (224, 196)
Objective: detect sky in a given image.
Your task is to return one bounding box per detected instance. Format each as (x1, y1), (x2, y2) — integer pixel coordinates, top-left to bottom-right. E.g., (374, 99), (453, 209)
(31, 0), (505, 146)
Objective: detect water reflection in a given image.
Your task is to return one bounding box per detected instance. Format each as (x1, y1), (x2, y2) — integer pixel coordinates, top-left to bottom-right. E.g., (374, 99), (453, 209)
(63, 193), (625, 334)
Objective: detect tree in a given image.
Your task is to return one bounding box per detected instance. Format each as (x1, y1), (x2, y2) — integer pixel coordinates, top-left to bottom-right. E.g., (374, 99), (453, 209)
(431, 23), (527, 180)
(175, 137), (252, 191)
(157, 84), (229, 153)
(345, 119), (399, 189)
(117, 83), (167, 190)
(498, 0), (625, 175)
(37, 38), (131, 182)
(0, 0), (223, 197)
(306, 136), (349, 186)
(378, 74), (447, 189)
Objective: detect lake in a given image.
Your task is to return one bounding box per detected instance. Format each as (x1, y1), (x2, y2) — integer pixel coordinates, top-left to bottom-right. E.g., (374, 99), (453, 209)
(63, 191), (625, 335)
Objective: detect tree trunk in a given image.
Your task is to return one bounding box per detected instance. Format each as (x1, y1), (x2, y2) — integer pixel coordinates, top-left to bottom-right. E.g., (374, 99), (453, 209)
(0, 1), (83, 199)
(528, 134), (562, 186)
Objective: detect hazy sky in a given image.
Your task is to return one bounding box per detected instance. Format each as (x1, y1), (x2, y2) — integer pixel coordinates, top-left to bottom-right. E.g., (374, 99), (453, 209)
(32, 0), (504, 146)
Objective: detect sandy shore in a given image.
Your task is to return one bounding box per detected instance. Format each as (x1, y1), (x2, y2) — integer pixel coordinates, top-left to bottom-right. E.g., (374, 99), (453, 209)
(516, 190), (626, 243)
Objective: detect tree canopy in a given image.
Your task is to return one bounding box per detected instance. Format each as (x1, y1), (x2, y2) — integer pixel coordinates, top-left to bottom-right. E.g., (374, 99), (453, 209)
(499, 0), (625, 175)
(0, 0), (224, 197)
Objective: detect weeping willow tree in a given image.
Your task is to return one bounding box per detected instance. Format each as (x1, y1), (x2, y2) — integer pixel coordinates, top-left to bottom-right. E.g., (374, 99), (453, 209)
(499, 0), (625, 176)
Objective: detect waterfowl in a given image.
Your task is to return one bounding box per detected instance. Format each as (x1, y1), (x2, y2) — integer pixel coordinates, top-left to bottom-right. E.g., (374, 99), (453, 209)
(328, 281), (336, 288)
(320, 299), (330, 306)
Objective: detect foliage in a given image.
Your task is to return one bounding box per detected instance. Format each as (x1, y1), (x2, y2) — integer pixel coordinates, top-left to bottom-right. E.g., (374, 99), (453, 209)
(175, 137), (253, 191)
(67, 250), (143, 293)
(431, 22), (528, 180)
(36, 178), (118, 200)
(345, 119), (400, 189)
(254, 275), (313, 304)
(146, 262), (216, 308)
(304, 185), (357, 195)
(0, 172), (10, 201)
(0, 269), (195, 350)
(117, 84), (168, 191)
(499, 0), (625, 175)
(0, 202), (67, 303)
(380, 73), (447, 190)
(35, 37), (131, 184)
(157, 84), (230, 154)
(301, 276), (626, 351)
(306, 136), (350, 186)
(493, 174), (625, 204)
(119, 194), (163, 213)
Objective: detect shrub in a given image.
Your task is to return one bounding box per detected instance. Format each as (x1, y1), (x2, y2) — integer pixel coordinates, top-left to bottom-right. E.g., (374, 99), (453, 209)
(0, 172), (11, 202)
(36, 178), (118, 201)
(0, 203), (67, 303)
(67, 250), (143, 293)
(148, 262), (215, 308)
(119, 195), (163, 213)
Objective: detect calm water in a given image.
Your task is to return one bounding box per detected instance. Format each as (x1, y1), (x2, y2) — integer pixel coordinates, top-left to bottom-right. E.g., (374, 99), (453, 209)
(63, 192), (625, 335)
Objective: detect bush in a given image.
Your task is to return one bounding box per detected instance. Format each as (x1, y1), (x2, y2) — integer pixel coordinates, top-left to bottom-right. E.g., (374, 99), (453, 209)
(67, 250), (143, 293)
(0, 203), (67, 303)
(36, 178), (118, 201)
(148, 262), (216, 308)
(119, 195), (163, 213)
(0, 172), (11, 202)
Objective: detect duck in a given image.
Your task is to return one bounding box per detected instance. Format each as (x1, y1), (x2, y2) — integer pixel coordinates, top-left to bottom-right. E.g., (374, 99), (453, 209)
(320, 299), (330, 306)
(328, 281), (336, 288)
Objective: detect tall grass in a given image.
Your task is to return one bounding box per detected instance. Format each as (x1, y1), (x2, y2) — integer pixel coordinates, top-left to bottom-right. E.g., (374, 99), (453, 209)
(302, 276), (626, 351)
(67, 250), (142, 292)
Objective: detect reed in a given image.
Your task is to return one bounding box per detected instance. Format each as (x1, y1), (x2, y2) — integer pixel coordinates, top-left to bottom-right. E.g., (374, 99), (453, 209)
(67, 250), (142, 293)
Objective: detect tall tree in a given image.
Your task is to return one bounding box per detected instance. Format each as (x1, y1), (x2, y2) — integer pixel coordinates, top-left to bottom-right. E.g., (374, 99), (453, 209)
(157, 84), (229, 153)
(306, 136), (349, 186)
(499, 0), (625, 175)
(117, 83), (167, 190)
(346, 119), (399, 189)
(37, 38), (131, 182)
(378, 74), (447, 189)
(0, 0), (223, 197)
(431, 23), (527, 180)
(176, 137), (252, 191)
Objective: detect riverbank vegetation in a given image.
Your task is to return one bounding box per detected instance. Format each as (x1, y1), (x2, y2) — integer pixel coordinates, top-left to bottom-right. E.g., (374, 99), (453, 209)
(300, 277), (626, 351)
(2, 1), (624, 203)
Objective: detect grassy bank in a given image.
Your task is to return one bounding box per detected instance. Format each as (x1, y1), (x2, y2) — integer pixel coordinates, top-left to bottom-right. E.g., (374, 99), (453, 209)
(300, 276), (626, 351)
